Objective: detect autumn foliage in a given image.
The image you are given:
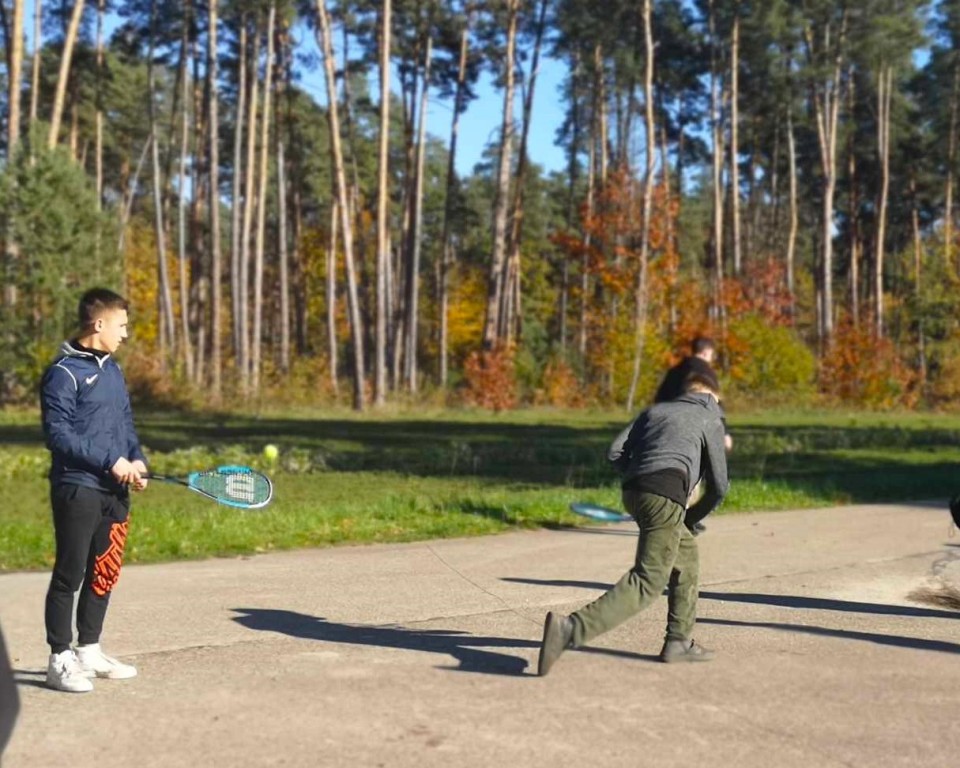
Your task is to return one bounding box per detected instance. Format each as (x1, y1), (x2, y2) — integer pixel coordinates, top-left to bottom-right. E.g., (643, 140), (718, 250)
(462, 347), (518, 411)
(820, 317), (918, 409)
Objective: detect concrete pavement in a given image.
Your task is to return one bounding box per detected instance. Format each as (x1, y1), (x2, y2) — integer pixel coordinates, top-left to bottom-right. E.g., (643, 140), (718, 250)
(1, 502), (959, 767)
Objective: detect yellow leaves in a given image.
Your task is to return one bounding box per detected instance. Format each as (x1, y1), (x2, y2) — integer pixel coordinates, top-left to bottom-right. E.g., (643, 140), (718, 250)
(122, 222), (161, 348)
(447, 269), (486, 360)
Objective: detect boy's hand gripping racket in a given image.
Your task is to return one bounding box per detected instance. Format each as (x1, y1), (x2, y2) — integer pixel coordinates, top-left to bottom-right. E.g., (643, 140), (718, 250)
(148, 465), (274, 509)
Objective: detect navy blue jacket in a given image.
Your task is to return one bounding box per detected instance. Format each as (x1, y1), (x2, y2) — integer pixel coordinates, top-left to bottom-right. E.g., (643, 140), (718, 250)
(40, 340), (147, 493)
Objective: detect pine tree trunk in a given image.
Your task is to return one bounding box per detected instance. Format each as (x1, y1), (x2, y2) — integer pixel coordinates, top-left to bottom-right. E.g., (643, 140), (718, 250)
(875, 66), (892, 337)
(287, 61), (307, 357)
(482, 0), (519, 349)
(315, 0), (365, 410)
(502, 0), (549, 344)
(117, 136), (152, 254)
(579, 133), (596, 360)
(177, 19), (195, 381)
(438, 15), (471, 387)
(847, 66), (859, 328)
(48, 0), (85, 148)
(626, 0), (655, 412)
(208, 0), (222, 398)
(190, 31), (206, 385)
(231, 20), (248, 371)
(94, 0), (104, 206)
(804, 14), (846, 345)
(149, 0), (176, 359)
(405, 36), (432, 393)
(29, 0), (40, 130)
(252, 3), (276, 393)
(912, 174), (926, 385)
(729, 10), (741, 275)
(327, 201), (339, 394)
(946, 59), (960, 275)
(276, 26), (291, 375)
(4, 0), (24, 313)
(374, 0), (392, 405)
(9, 0), (23, 152)
(709, 0), (724, 317)
(560, 51), (582, 353)
(240, 20), (262, 390)
(786, 109), (798, 300)
(595, 44), (608, 185)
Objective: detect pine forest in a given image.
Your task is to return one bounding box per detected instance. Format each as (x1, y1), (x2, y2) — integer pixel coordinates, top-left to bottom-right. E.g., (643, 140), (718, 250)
(3, 0), (960, 412)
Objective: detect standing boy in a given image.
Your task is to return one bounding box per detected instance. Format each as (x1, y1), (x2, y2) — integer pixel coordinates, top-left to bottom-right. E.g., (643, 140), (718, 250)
(40, 288), (148, 693)
(538, 375), (728, 676)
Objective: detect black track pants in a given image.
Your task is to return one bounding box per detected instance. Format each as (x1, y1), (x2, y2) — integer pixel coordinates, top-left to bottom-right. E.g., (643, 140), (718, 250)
(44, 484), (130, 654)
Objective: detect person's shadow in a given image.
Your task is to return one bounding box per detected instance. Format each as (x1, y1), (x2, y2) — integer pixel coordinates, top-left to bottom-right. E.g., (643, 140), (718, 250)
(1, 623), (20, 760)
(232, 608), (535, 676)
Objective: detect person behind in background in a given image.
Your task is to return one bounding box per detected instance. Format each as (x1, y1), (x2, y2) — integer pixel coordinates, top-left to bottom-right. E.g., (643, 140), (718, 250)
(654, 337), (720, 398)
(655, 336), (733, 531)
(537, 374), (729, 676)
(40, 288), (148, 693)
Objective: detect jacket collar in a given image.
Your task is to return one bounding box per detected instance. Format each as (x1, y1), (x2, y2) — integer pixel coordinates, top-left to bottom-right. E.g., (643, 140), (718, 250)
(59, 339), (111, 369)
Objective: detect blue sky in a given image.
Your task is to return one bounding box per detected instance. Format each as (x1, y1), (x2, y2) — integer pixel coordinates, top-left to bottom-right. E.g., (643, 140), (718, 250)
(427, 54), (570, 177)
(295, 22), (571, 177)
(25, 2), (571, 178)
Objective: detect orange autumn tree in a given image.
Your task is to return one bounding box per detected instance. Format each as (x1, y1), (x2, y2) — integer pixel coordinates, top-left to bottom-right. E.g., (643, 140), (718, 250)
(820, 315), (918, 408)
(553, 171), (688, 404)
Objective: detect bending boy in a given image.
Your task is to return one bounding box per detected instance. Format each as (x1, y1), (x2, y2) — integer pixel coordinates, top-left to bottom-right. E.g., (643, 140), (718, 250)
(538, 375), (728, 676)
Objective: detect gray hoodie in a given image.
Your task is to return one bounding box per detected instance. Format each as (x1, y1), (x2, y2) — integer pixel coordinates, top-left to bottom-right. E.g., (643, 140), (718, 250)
(608, 392), (729, 523)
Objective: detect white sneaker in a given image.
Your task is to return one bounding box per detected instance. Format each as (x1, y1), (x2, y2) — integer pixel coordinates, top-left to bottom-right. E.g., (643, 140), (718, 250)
(46, 650), (94, 693)
(75, 643), (137, 680)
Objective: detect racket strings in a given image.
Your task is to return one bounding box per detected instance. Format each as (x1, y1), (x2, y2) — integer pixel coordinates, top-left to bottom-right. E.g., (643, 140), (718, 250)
(192, 470), (272, 506)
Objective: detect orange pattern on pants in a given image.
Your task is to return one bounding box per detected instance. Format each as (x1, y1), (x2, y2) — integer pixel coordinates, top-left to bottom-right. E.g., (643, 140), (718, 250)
(91, 520), (129, 597)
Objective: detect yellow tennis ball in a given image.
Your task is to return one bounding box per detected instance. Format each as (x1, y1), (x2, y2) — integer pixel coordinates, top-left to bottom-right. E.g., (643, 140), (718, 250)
(263, 444), (279, 462)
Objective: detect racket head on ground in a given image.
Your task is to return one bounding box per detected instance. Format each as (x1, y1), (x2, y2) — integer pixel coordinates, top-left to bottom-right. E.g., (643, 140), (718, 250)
(569, 502), (632, 523)
(187, 465), (274, 509)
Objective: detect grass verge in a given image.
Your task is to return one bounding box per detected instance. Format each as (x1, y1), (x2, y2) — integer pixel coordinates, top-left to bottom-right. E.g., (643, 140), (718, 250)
(1, 407), (957, 571)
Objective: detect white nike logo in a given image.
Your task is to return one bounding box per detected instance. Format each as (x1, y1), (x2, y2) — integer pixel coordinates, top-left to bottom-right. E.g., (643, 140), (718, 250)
(85, 375), (98, 385)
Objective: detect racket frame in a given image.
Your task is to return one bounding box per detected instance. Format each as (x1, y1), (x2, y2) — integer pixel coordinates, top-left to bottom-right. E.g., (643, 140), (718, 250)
(148, 465), (274, 509)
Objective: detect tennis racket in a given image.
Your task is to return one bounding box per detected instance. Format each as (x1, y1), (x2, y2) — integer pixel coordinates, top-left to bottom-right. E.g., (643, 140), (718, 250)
(148, 465), (274, 509)
(569, 501), (632, 523)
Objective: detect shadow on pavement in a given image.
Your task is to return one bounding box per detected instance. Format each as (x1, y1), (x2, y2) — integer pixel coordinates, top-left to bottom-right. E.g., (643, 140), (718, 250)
(503, 578), (959, 621)
(231, 608), (536, 677)
(10, 670), (47, 691)
(543, 524), (637, 537)
(700, 617), (960, 655)
(502, 577), (613, 591)
(699, 591), (960, 620)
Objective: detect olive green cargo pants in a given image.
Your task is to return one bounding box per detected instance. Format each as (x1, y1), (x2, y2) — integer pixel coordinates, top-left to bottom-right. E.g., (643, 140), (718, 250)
(569, 489), (699, 646)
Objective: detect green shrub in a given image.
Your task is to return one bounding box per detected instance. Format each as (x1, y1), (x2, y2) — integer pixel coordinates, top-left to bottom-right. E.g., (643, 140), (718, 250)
(726, 314), (816, 401)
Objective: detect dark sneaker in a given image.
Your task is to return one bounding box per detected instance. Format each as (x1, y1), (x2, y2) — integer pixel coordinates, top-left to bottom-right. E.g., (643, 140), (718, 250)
(538, 612), (574, 677)
(659, 638), (715, 663)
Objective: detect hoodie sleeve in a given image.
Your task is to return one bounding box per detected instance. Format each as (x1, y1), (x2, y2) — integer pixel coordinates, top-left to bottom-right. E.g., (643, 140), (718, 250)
(41, 365), (118, 474)
(684, 406), (729, 526)
(608, 415), (642, 475)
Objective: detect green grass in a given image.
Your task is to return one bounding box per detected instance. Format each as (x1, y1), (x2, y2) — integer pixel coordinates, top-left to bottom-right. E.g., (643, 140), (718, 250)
(2, 406), (958, 571)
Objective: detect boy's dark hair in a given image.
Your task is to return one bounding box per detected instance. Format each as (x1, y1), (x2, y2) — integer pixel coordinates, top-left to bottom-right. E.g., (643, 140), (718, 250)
(691, 336), (716, 356)
(78, 288), (128, 329)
